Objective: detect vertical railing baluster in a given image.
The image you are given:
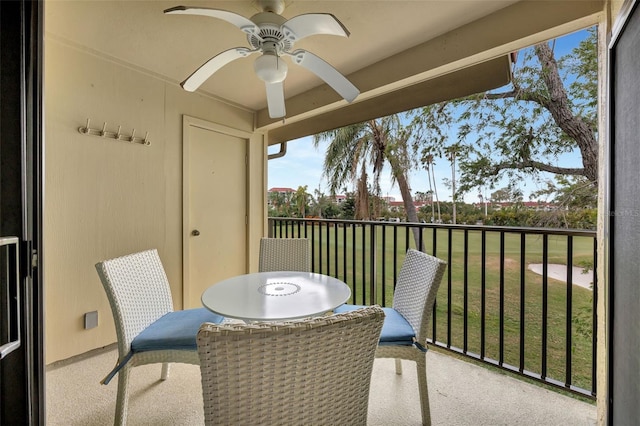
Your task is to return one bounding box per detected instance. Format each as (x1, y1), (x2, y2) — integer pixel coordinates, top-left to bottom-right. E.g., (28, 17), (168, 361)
(481, 230), (486, 360)
(325, 223), (330, 275)
(343, 224), (347, 290)
(405, 226), (410, 252)
(499, 231), (505, 366)
(566, 235), (574, 388)
(318, 222), (323, 274)
(432, 226), (439, 342)
(520, 232), (526, 372)
(352, 223), (357, 304)
(382, 224), (387, 306)
(591, 237), (598, 395)
(393, 226), (398, 292)
(361, 224), (367, 305)
(369, 223), (377, 305)
(334, 221), (339, 278)
(447, 228), (453, 348)
(542, 234), (549, 379)
(463, 229), (469, 353)
(310, 221), (316, 273)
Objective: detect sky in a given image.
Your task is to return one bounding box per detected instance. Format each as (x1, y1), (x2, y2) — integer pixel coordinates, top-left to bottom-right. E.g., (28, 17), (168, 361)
(267, 29), (592, 204)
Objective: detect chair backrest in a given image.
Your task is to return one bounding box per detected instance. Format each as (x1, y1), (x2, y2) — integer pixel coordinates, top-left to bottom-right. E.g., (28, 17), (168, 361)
(197, 305), (385, 426)
(95, 249), (174, 358)
(392, 249), (447, 346)
(258, 237), (311, 272)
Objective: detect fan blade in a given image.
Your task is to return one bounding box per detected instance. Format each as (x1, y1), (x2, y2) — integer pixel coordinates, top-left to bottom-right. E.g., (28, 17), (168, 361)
(289, 50), (359, 102)
(181, 48), (254, 92)
(164, 6), (260, 38)
(265, 81), (286, 118)
(282, 13), (350, 42)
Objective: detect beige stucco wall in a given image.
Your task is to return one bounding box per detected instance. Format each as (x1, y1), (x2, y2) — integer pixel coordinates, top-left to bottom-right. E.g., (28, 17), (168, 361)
(44, 39), (265, 363)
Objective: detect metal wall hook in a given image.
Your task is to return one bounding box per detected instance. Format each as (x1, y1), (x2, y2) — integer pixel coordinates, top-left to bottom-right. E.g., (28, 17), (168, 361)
(79, 118), (91, 134)
(77, 118), (150, 146)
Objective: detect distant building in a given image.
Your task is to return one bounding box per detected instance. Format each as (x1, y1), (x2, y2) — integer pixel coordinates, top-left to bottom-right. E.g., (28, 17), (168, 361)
(332, 194), (347, 204)
(268, 187), (296, 195)
(267, 187), (296, 207)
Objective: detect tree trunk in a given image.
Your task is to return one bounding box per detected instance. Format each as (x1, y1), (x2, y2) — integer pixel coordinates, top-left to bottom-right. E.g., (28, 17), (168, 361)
(355, 168), (370, 220)
(430, 165), (441, 222)
(535, 43), (598, 183)
(450, 152), (457, 224)
(390, 160), (422, 250)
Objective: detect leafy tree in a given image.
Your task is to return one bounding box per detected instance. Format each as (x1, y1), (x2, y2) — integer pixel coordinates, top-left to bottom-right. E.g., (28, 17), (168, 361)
(313, 117), (422, 246)
(268, 190), (294, 217)
(312, 189), (342, 218)
(414, 191), (431, 203)
(293, 185), (311, 217)
(412, 27), (598, 197)
(491, 186), (524, 203)
(340, 193), (356, 219)
(531, 175), (597, 209)
(322, 202), (342, 219)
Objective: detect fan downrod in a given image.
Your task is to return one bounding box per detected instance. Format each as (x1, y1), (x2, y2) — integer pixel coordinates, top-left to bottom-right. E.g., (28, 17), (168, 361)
(253, 0), (286, 15)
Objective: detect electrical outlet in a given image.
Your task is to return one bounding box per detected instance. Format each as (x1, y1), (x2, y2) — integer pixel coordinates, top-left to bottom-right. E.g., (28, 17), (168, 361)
(84, 311), (98, 329)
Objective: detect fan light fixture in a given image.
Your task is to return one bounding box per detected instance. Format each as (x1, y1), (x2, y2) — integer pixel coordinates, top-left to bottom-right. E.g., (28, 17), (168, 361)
(254, 53), (288, 84)
(165, 0), (359, 118)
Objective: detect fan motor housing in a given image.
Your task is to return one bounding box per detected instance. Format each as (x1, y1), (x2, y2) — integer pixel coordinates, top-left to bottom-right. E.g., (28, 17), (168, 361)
(248, 12), (292, 52)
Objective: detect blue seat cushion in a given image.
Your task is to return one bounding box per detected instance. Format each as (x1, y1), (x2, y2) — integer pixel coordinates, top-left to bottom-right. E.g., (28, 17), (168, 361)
(131, 308), (224, 352)
(334, 304), (415, 346)
(102, 308), (224, 385)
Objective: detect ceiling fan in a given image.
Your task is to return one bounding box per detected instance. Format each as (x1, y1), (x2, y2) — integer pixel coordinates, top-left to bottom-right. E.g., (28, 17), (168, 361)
(164, 0), (360, 119)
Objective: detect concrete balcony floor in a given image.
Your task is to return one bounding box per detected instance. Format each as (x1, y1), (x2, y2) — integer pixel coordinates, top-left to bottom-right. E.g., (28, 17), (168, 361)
(47, 346), (596, 425)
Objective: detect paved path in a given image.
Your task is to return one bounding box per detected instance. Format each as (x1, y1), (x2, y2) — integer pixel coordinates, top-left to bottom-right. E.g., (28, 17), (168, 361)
(528, 263), (594, 289)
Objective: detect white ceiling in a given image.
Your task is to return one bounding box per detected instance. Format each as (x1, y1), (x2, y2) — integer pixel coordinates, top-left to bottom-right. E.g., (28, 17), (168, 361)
(45, 0), (518, 111)
(45, 1), (602, 142)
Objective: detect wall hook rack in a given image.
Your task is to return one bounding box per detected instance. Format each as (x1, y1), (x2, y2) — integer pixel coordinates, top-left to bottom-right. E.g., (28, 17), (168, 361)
(78, 118), (151, 145)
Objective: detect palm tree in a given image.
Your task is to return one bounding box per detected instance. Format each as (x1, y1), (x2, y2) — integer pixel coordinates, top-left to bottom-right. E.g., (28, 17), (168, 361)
(313, 116), (422, 247)
(425, 154), (441, 222)
(444, 144), (463, 224)
(294, 185), (310, 218)
(268, 190), (285, 216)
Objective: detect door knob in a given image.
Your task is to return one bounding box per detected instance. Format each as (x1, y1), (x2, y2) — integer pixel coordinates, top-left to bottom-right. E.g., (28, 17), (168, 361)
(191, 229), (200, 236)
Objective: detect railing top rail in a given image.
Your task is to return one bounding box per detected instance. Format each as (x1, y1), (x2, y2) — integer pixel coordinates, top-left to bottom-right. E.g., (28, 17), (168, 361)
(269, 217), (596, 237)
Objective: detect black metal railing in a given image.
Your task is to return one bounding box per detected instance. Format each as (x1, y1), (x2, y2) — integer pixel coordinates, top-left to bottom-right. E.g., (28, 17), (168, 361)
(268, 217), (597, 398)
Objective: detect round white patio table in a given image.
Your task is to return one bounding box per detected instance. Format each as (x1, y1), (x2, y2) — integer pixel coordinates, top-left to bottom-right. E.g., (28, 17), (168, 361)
(201, 271), (351, 322)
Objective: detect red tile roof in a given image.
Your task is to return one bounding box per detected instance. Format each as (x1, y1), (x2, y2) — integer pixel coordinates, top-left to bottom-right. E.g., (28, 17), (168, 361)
(268, 187), (296, 193)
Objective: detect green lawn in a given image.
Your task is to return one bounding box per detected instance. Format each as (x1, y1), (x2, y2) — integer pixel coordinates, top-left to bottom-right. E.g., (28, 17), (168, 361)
(275, 222), (595, 393)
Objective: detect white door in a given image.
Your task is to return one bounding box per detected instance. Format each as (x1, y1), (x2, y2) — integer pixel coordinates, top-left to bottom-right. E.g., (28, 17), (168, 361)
(183, 116), (249, 309)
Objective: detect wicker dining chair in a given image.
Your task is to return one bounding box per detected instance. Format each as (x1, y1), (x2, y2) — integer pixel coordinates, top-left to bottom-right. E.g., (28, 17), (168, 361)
(197, 305), (385, 426)
(334, 249), (447, 426)
(95, 249), (224, 426)
(258, 237), (311, 272)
